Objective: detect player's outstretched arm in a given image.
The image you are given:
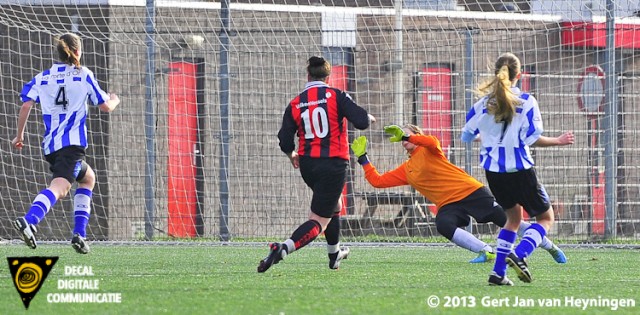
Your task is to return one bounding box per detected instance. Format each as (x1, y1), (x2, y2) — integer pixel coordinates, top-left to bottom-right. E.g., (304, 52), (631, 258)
(533, 131), (575, 147)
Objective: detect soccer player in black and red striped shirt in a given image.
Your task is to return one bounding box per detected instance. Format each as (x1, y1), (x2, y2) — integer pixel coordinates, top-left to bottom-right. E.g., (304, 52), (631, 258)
(258, 56), (375, 273)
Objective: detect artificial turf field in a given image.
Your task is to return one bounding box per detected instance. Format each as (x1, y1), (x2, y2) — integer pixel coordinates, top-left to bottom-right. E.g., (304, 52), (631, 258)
(1, 244), (638, 314)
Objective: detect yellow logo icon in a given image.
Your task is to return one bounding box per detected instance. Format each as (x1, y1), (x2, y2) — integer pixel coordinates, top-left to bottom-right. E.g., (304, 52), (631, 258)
(7, 256), (58, 309)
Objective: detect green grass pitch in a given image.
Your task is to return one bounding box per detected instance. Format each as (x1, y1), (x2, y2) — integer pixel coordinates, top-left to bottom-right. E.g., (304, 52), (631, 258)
(1, 244), (638, 314)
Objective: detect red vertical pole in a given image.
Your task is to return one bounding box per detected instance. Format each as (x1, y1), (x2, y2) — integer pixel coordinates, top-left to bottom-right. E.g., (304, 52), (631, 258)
(167, 61), (198, 237)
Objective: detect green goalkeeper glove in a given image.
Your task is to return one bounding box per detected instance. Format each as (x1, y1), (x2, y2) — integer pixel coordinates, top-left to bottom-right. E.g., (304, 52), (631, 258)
(350, 136), (370, 165)
(384, 125), (409, 143)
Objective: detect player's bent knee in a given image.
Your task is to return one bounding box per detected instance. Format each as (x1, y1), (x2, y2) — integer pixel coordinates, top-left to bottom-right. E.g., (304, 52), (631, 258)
(76, 163), (97, 188)
(75, 161), (90, 182)
(435, 218), (457, 240)
(483, 210), (507, 227)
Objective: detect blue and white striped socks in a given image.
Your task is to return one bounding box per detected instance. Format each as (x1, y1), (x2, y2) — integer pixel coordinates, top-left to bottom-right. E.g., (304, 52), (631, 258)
(493, 229), (517, 277)
(72, 188), (93, 237)
(518, 221), (552, 250)
(25, 189), (57, 225)
(515, 223), (546, 259)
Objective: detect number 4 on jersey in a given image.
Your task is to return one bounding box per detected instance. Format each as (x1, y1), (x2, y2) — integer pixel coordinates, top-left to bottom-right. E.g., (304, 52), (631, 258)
(55, 86), (68, 110)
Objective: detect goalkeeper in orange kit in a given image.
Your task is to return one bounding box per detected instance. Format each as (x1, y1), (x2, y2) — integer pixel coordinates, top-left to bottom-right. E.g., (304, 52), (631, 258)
(351, 124), (566, 266)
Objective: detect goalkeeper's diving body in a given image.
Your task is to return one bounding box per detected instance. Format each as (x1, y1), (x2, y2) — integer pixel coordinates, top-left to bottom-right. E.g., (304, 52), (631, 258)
(11, 33), (121, 254)
(350, 124), (567, 267)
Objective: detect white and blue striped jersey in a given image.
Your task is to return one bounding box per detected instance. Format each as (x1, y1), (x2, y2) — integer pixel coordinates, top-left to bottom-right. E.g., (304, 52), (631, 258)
(21, 63), (109, 155)
(461, 87), (543, 173)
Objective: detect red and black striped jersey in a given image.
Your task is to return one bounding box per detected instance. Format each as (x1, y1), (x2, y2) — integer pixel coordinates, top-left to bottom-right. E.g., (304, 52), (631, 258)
(278, 81), (370, 160)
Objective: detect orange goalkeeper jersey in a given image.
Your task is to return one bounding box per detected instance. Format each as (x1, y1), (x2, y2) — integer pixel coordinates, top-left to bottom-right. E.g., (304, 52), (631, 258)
(362, 134), (483, 213)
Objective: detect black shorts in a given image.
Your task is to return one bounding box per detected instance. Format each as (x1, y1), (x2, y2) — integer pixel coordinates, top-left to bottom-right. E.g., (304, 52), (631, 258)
(485, 168), (551, 217)
(299, 156), (348, 218)
(437, 186), (506, 227)
(44, 146), (88, 183)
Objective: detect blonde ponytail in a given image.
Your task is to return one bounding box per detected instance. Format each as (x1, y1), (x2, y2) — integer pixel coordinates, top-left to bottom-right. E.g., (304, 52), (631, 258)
(474, 53), (522, 123)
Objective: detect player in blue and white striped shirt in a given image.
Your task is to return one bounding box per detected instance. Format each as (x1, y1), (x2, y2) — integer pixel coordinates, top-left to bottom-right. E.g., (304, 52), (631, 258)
(461, 52), (574, 286)
(11, 33), (120, 254)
